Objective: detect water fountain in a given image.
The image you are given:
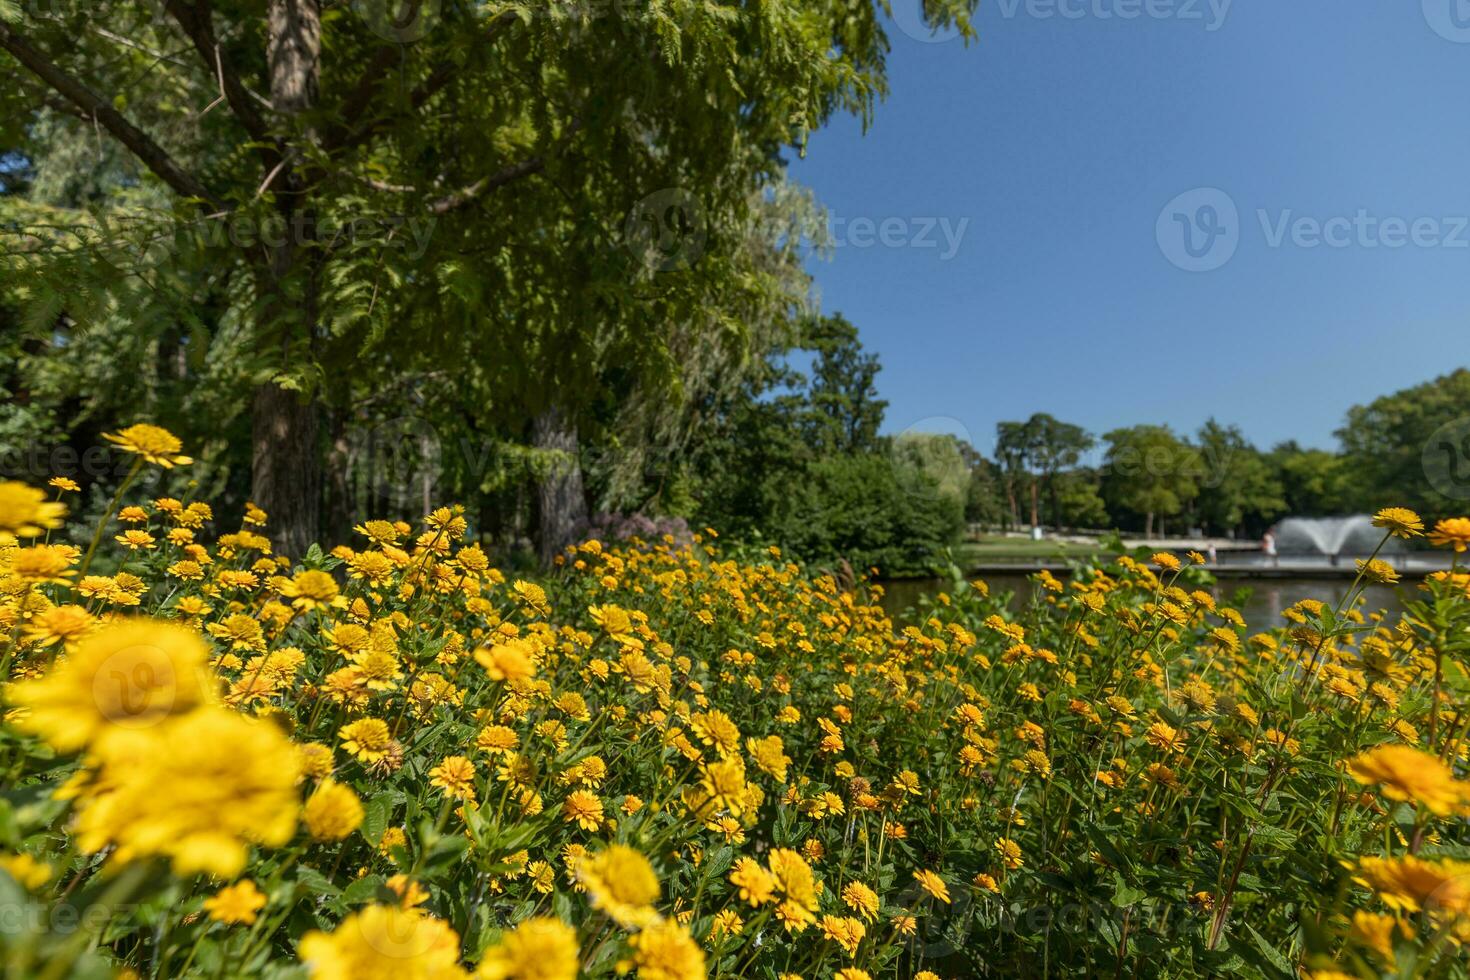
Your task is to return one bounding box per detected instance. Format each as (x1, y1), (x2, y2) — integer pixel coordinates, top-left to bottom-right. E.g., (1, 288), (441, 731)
(1272, 515), (1404, 557)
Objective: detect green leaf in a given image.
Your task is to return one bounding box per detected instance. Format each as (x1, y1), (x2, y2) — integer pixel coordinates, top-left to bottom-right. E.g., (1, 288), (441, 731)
(341, 874), (390, 906)
(1244, 923), (1294, 978)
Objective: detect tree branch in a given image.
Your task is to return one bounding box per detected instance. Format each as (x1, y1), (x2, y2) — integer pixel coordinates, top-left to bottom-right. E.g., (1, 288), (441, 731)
(161, 0), (272, 145)
(426, 155), (546, 215)
(0, 21), (221, 209)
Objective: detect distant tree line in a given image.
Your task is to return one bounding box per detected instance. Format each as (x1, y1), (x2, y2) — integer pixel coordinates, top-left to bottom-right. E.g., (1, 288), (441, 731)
(963, 369), (1470, 541)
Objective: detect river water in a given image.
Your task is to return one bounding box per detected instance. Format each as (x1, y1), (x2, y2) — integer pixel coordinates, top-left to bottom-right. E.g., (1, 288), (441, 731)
(878, 572), (1405, 628)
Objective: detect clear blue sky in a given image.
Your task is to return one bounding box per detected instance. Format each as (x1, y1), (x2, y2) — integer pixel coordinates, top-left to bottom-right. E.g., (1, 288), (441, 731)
(790, 0), (1470, 458)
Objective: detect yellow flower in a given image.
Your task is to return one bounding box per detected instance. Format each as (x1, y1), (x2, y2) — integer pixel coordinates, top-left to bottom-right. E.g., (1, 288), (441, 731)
(6, 543), (77, 583)
(204, 880), (268, 925)
(299, 742), (336, 779)
(0, 480), (66, 544)
(115, 529), (156, 550)
(1356, 558), (1399, 585)
(298, 905), (468, 979)
(475, 916), (578, 980)
(72, 707), (301, 877)
(547, 769), (601, 816)
(475, 640), (537, 683)
(1371, 507), (1423, 539)
(9, 619), (217, 753)
(1348, 744), (1468, 817)
(304, 779), (365, 841)
(339, 718), (394, 763)
(1152, 552), (1180, 572)
(819, 915), (866, 956)
(768, 849), (819, 933)
(476, 725), (519, 755)
(729, 857), (777, 906)
(279, 569), (342, 610)
(1350, 910), (1403, 966)
(23, 603), (96, 650)
(841, 880), (879, 921)
(995, 837), (1023, 870)
(913, 869), (951, 904)
(0, 852), (53, 890)
(625, 920), (704, 980)
(104, 423), (193, 467)
(1354, 855), (1470, 917)
(577, 844), (660, 928)
(1428, 517), (1470, 552)
(429, 756), (478, 801)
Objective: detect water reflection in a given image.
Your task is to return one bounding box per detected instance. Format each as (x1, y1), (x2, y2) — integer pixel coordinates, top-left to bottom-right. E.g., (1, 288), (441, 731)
(878, 573), (1404, 628)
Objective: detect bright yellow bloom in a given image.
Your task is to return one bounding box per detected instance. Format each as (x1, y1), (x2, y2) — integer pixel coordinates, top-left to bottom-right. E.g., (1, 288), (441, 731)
(1429, 517), (1470, 552)
(476, 916), (578, 980)
(1372, 508), (1423, 539)
(1354, 855), (1470, 917)
(562, 790), (604, 832)
(279, 569), (342, 610)
(0, 480), (66, 544)
(72, 707), (301, 877)
(298, 905), (468, 979)
(9, 619), (217, 753)
(913, 869), (951, 903)
(204, 880), (268, 925)
(0, 852), (52, 890)
(841, 880), (879, 921)
(1348, 744), (1468, 817)
(730, 857), (777, 906)
(304, 779), (365, 841)
(339, 718), (394, 762)
(475, 640), (537, 683)
(578, 844), (660, 928)
(430, 756), (478, 801)
(625, 920), (704, 980)
(104, 423), (193, 467)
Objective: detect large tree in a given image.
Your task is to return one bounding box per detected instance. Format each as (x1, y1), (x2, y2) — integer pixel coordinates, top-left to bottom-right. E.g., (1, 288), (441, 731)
(1193, 419), (1285, 538)
(1337, 368), (1470, 520)
(994, 412), (1093, 529)
(1100, 424), (1202, 538)
(0, 0), (980, 555)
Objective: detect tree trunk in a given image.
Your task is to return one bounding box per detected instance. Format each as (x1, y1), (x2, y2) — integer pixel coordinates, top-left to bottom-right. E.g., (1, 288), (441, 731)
(251, 0), (323, 558)
(1145, 511), (1155, 538)
(533, 406), (588, 567)
(1029, 478), (1040, 530)
(323, 405), (353, 545)
(252, 382), (320, 559)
